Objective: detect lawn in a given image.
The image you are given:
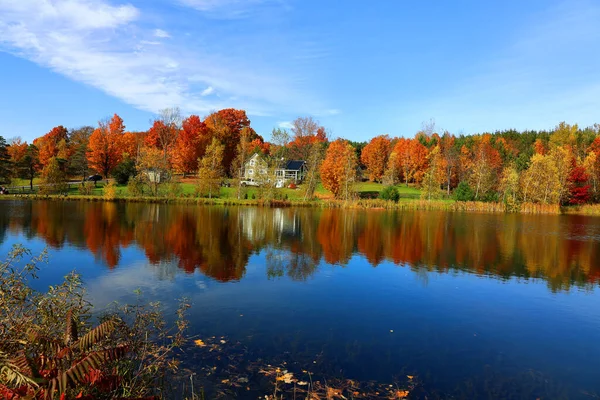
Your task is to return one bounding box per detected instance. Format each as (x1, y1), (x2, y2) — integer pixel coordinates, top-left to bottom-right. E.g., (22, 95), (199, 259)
(8, 176), (425, 202)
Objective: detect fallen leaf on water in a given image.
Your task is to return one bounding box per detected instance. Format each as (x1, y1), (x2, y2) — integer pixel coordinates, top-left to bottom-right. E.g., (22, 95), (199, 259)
(220, 340), (227, 344)
(395, 390), (410, 399)
(297, 381), (308, 386)
(276, 372), (294, 384)
(326, 387), (344, 399)
(407, 375), (414, 380)
(221, 379), (229, 384)
(194, 339), (206, 347)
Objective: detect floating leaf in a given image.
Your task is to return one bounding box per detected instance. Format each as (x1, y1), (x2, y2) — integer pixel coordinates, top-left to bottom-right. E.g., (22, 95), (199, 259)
(194, 339), (206, 347)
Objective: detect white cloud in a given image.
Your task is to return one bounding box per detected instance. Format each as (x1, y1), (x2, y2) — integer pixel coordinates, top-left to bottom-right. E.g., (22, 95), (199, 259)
(177, 0), (275, 18)
(0, 0), (138, 30)
(0, 0), (325, 119)
(278, 121), (293, 129)
(201, 86), (215, 96)
(153, 28), (170, 38)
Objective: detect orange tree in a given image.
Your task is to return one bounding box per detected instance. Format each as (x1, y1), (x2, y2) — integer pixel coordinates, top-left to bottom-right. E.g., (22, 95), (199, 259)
(320, 139), (358, 199)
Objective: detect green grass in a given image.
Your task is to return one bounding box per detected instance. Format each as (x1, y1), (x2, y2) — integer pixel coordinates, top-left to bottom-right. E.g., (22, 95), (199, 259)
(11, 179), (424, 201)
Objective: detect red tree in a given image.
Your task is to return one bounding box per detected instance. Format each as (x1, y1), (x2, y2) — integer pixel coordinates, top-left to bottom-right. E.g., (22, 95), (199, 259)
(204, 109), (255, 174)
(567, 160), (590, 205)
(172, 115), (208, 176)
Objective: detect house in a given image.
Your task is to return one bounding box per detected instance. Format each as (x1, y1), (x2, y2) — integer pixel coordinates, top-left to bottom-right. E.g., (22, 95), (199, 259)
(242, 153), (307, 186)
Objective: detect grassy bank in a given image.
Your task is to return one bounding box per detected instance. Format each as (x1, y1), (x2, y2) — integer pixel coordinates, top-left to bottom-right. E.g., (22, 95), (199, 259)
(3, 180), (596, 215)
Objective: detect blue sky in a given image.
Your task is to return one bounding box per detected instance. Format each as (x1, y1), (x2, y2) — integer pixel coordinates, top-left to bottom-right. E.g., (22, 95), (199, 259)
(1, 0), (599, 143)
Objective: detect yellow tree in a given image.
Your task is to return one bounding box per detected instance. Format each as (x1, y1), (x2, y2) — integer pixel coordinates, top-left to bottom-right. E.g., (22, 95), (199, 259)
(499, 163), (520, 206)
(197, 138), (225, 199)
(320, 139), (358, 199)
(583, 151), (599, 201)
(137, 146), (169, 196)
(420, 145), (443, 200)
(520, 153), (561, 204)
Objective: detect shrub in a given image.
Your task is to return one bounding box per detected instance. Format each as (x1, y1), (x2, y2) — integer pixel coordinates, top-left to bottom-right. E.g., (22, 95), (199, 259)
(112, 157), (136, 185)
(0, 245), (190, 399)
(454, 181), (475, 202)
(379, 186), (400, 202)
(103, 180), (118, 200)
(79, 181), (95, 195)
(164, 180), (183, 198)
(127, 175), (145, 197)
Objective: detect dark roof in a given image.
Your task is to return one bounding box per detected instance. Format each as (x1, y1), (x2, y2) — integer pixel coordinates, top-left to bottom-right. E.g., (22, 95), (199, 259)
(284, 160), (306, 171)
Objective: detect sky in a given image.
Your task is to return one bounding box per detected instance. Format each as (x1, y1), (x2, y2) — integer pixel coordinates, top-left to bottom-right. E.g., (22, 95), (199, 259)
(0, 0), (599, 143)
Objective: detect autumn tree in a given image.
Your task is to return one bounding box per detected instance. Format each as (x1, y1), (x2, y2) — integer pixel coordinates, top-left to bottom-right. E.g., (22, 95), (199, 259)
(287, 116), (327, 161)
(7, 137), (28, 179)
(420, 145), (443, 200)
(87, 114), (125, 178)
(303, 141), (326, 201)
(197, 138), (225, 199)
(566, 160), (590, 205)
(137, 146), (169, 196)
(439, 132), (458, 195)
(361, 135), (391, 182)
(465, 134), (502, 200)
(204, 108), (255, 175)
(172, 115), (208, 176)
(230, 127), (253, 199)
(406, 139), (429, 185)
(40, 156), (68, 194)
(549, 121), (577, 148)
(145, 108), (182, 166)
(33, 125), (69, 168)
(270, 127), (290, 160)
(583, 151), (599, 201)
(320, 139), (357, 200)
(520, 153), (562, 204)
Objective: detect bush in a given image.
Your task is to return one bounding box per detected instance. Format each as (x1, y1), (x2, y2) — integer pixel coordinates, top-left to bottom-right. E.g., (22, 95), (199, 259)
(127, 175), (145, 197)
(164, 180), (183, 198)
(0, 245), (190, 399)
(379, 186), (400, 202)
(104, 180), (118, 200)
(79, 181), (95, 195)
(454, 181), (475, 202)
(112, 157), (136, 185)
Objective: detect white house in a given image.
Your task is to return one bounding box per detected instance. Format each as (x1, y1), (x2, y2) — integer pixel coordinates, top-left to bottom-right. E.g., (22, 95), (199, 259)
(242, 153), (307, 186)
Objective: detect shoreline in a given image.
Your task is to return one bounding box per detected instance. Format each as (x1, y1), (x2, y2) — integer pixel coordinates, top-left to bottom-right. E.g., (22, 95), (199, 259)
(2, 193), (599, 215)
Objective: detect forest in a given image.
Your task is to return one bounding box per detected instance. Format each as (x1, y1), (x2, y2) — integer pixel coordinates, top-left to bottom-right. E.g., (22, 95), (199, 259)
(1, 107), (599, 207)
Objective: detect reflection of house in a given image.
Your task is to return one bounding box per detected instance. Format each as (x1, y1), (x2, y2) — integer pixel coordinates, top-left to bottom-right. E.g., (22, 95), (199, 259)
(243, 153), (307, 185)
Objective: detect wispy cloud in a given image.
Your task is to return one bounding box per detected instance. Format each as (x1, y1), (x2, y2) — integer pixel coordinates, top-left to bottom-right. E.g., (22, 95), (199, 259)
(201, 86), (215, 96)
(278, 121), (293, 129)
(0, 0), (328, 119)
(176, 0), (277, 18)
(153, 28), (170, 38)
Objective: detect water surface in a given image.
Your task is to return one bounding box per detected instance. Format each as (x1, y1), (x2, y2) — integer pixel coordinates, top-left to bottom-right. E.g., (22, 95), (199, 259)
(1, 200), (599, 398)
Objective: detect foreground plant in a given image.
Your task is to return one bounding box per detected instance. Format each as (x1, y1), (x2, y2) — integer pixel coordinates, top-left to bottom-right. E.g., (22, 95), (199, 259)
(0, 245), (190, 399)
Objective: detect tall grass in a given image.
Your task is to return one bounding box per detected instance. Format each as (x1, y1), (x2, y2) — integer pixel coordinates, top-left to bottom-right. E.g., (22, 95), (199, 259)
(1, 193), (594, 215)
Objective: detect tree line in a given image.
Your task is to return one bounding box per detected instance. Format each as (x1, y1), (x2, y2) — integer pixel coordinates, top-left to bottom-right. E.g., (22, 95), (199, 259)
(1, 109), (599, 205)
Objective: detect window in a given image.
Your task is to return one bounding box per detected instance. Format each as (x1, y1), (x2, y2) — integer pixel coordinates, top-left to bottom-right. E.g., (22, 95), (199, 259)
(250, 160), (255, 166)
(260, 169), (267, 175)
(248, 169), (254, 175)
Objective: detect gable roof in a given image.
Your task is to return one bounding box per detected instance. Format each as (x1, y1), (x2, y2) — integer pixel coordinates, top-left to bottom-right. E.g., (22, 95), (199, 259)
(285, 160), (306, 171)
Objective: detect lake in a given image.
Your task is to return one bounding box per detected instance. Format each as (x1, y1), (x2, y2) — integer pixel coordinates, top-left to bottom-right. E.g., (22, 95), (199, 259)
(1, 200), (599, 398)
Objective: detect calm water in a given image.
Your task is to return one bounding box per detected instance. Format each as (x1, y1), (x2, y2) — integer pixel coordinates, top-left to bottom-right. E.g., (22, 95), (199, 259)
(1, 200), (600, 398)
